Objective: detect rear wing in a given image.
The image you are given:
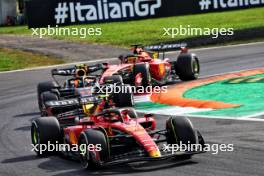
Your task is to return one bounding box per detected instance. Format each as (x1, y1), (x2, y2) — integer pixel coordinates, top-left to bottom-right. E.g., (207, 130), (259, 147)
(45, 98), (79, 108)
(51, 68), (75, 76)
(45, 96), (100, 108)
(51, 64), (105, 77)
(144, 43), (187, 52)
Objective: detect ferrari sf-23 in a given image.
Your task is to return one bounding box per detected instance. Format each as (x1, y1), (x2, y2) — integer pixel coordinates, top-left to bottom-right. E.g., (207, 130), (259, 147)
(31, 96), (205, 169)
(100, 43), (200, 87)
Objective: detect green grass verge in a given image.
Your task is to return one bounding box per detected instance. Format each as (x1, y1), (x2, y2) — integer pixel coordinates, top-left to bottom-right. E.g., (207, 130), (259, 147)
(0, 7), (264, 47)
(0, 48), (64, 71)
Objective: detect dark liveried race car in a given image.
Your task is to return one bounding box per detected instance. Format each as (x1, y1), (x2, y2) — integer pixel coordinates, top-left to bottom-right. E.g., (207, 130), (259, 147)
(42, 91), (129, 126)
(31, 101), (205, 169)
(37, 64), (101, 111)
(99, 43), (200, 87)
(37, 64), (134, 115)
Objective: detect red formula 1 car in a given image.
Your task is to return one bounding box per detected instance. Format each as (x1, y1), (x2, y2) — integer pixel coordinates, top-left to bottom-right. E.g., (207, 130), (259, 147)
(31, 100), (205, 169)
(99, 43), (200, 87)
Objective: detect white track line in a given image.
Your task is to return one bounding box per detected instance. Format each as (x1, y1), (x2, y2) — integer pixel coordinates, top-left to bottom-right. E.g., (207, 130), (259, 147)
(1, 41), (264, 121)
(199, 66), (263, 79)
(240, 112), (264, 119)
(165, 41), (264, 54)
(143, 66), (264, 122)
(1, 41), (263, 74)
(191, 41), (264, 51)
(0, 57), (117, 74)
(186, 114), (264, 122)
(136, 107), (264, 122)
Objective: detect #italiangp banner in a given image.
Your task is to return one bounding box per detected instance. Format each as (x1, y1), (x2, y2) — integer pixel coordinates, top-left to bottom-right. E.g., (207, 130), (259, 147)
(26, 0), (264, 28)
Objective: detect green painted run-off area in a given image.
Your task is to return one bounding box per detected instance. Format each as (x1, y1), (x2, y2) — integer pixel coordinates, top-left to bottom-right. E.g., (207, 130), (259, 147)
(184, 74), (264, 117)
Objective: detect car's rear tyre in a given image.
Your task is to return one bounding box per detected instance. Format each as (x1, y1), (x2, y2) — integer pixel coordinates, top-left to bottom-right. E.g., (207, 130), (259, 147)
(103, 76), (134, 107)
(175, 54), (200, 81)
(113, 85), (134, 107)
(40, 91), (59, 116)
(133, 63), (151, 87)
(166, 116), (197, 160)
(42, 91), (59, 104)
(37, 81), (58, 110)
(31, 117), (61, 156)
(79, 129), (110, 169)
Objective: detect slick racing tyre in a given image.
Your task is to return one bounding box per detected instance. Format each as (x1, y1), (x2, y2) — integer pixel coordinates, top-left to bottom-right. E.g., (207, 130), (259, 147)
(103, 76), (134, 107)
(113, 85), (134, 107)
(175, 53), (200, 81)
(37, 81), (58, 110)
(133, 63), (151, 87)
(31, 117), (61, 156)
(79, 129), (110, 169)
(166, 116), (197, 145)
(41, 91), (59, 105)
(40, 91), (59, 116)
(166, 116), (197, 159)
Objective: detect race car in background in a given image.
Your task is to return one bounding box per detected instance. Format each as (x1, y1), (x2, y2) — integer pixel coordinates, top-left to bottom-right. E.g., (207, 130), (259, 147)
(37, 64), (134, 115)
(37, 43), (199, 113)
(37, 64), (102, 110)
(100, 43), (200, 87)
(31, 100), (205, 169)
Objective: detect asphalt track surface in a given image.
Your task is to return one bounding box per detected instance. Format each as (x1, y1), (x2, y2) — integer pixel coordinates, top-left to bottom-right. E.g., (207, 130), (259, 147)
(0, 42), (264, 176)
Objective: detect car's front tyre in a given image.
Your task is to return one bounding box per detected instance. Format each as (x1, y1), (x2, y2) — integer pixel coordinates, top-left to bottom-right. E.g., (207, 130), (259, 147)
(78, 129), (110, 169)
(31, 117), (61, 156)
